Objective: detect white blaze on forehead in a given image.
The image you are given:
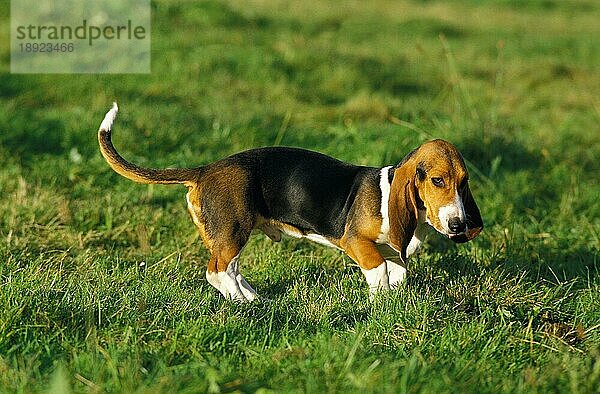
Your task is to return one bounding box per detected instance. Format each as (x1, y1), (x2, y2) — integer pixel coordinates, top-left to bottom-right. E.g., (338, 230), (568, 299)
(99, 102), (119, 131)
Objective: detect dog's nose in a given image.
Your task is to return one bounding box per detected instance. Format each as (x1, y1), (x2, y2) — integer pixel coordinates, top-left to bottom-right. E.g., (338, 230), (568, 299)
(448, 217), (466, 234)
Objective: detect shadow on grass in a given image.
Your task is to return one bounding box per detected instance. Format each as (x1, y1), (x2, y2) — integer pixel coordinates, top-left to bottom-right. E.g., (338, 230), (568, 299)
(456, 133), (572, 215)
(250, 259), (371, 331)
(457, 133), (543, 175)
(426, 235), (598, 284)
(1, 113), (65, 160)
(407, 245), (596, 345)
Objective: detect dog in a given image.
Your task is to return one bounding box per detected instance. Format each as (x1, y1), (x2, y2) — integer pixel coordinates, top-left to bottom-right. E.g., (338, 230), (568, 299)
(98, 103), (483, 301)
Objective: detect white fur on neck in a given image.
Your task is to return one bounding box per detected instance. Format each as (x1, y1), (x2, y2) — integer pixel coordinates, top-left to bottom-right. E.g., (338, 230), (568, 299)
(406, 209), (428, 257)
(376, 166), (392, 244)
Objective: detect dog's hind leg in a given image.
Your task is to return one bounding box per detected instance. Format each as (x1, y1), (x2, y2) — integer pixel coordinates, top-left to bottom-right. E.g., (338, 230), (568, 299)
(205, 245), (252, 302)
(235, 269), (258, 301)
(188, 171), (259, 302)
(205, 233), (258, 302)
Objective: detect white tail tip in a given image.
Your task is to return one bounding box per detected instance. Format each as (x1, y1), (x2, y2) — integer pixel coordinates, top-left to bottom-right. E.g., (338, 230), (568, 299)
(99, 102), (119, 132)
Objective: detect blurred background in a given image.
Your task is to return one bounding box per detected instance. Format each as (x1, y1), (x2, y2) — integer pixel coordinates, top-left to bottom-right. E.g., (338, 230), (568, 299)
(0, 1), (599, 391)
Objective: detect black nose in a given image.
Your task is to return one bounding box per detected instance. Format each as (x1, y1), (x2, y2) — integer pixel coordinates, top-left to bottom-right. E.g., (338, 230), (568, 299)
(448, 217), (466, 234)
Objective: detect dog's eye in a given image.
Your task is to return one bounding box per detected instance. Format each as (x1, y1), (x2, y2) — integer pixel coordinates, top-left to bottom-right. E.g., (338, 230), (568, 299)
(431, 177), (445, 187)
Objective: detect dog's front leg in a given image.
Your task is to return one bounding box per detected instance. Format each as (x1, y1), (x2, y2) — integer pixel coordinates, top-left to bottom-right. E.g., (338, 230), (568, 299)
(375, 244), (408, 290)
(343, 238), (394, 299)
(385, 260), (407, 290)
(362, 263), (389, 299)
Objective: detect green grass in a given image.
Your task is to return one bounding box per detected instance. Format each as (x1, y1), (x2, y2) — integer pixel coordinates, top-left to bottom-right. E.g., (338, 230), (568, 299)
(1, 0), (599, 392)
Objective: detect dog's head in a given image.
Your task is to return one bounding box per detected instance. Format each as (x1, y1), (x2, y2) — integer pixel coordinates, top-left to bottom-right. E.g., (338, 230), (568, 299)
(389, 139), (483, 250)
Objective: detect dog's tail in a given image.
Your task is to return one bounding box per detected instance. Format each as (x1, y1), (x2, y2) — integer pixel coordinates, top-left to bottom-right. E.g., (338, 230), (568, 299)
(98, 103), (199, 186)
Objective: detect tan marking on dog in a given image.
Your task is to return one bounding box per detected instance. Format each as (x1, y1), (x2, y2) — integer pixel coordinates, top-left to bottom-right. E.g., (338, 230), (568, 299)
(386, 140), (482, 241)
(186, 186), (213, 251)
(340, 177), (386, 270)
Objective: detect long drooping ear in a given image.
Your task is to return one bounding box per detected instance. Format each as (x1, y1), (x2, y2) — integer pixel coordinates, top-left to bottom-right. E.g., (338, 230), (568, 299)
(461, 182), (483, 241)
(388, 164), (419, 258)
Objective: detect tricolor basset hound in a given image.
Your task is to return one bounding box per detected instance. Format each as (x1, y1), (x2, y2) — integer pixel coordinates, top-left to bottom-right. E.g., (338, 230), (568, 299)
(98, 103), (483, 301)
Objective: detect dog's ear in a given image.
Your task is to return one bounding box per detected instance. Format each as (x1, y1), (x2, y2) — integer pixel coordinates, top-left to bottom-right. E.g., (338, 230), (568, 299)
(388, 164), (419, 257)
(461, 181), (483, 241)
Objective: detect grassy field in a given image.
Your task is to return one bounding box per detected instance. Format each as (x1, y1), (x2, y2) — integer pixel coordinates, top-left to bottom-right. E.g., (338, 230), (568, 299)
(1, 0), (599, 392)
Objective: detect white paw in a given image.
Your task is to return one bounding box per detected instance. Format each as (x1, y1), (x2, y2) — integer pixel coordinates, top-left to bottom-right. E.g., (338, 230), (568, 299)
(386, 260), (407, 290)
